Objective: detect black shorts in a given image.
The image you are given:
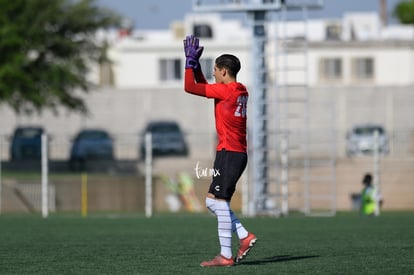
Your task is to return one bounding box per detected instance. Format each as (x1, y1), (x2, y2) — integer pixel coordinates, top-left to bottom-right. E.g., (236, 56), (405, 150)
(208, 149), (248, 201)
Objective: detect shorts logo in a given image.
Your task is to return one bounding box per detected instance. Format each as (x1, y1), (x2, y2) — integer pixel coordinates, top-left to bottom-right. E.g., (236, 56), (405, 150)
(215, 185), (220, 192)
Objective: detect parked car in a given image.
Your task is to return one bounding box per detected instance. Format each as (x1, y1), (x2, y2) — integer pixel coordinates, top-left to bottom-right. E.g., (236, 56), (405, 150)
(69, 129), (114, 169)
(10, 126), (46, 161)
(140, 121), (189, 158)
(346, 124), (389, 156)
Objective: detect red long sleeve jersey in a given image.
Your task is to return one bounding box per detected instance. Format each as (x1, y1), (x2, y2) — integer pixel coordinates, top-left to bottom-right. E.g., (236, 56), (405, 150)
(184, 68), (248, 153)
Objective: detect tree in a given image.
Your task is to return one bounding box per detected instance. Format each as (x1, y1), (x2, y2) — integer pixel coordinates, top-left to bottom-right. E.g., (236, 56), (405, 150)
(0, 0), (121, 114)
(394, 0), (414, 24)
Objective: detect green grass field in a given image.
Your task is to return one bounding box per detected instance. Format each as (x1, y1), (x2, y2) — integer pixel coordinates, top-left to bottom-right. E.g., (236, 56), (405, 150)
(0, 212), (413, 274)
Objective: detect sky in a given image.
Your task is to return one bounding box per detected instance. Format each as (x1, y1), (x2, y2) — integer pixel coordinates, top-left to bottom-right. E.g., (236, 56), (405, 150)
(98, 0), (404, 30)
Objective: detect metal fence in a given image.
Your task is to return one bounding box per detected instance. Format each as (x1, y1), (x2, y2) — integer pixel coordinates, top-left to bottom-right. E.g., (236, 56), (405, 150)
(1, 129), (413, 215)
(1, 129), (412, 162)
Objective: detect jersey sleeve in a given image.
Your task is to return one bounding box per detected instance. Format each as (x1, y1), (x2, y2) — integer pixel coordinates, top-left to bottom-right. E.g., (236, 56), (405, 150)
(184, 68), (207, 97)
(205, 83), (228, 100)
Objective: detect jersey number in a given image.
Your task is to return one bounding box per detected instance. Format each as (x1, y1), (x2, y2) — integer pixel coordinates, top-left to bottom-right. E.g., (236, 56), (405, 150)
(234, 95), (248, 118)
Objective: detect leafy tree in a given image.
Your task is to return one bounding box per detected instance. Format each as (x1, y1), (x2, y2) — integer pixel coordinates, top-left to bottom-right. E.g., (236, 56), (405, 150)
(394, 0), (414, 24)
(0, 0), (121, 114)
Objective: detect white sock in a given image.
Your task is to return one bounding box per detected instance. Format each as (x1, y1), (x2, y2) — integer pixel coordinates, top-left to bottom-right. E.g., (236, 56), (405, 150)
(230, 210), (249, 240)
(205, 197), (216, 216)
(215, 200), (232, 259)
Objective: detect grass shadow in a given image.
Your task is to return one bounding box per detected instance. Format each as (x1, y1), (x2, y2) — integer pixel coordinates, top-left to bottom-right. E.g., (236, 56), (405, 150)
(237, 255), (320, 266)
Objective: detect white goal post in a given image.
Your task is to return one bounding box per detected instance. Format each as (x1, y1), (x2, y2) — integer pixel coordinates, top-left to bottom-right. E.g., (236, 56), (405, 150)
(145, 132), (153, 218)
(41, 133), (49, 218)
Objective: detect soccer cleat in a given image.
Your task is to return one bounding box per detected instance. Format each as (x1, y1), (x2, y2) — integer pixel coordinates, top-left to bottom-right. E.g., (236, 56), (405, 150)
(235, 232), (257, 263)
(200, 255), (234, 267)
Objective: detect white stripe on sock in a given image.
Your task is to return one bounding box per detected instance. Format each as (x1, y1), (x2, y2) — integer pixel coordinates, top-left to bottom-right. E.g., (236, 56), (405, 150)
(215, 200), (232, 259)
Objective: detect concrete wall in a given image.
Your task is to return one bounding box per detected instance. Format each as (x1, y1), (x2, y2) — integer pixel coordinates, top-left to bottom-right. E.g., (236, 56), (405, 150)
(0, 87), (216, 161)
(1, 85), (413, 160)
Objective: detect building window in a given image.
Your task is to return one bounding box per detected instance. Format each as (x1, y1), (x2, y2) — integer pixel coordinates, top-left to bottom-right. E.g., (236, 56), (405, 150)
(200, 58), (214, 80)
(160, 59), (181, 81)
(325, 23), (342, 40)
(319, 58), (342, 82)
(352, 57), (374, 81)
(193, 24), (213, 38)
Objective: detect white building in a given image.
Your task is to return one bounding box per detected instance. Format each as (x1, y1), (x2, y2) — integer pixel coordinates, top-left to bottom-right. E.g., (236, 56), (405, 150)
(98, 12), (414, 89)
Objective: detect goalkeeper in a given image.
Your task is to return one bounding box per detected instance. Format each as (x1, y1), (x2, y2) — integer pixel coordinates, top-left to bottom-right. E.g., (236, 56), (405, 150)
(183, 34), (257, 267)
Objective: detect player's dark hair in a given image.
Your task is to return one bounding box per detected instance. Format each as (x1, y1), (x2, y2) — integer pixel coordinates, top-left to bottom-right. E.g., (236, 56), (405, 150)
(215, 54), (241, 78)
(363, 173), (372, 185)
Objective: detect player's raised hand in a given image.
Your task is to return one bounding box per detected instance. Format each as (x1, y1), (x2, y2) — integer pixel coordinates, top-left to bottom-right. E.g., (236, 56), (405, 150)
(183, 34), (204, 69)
